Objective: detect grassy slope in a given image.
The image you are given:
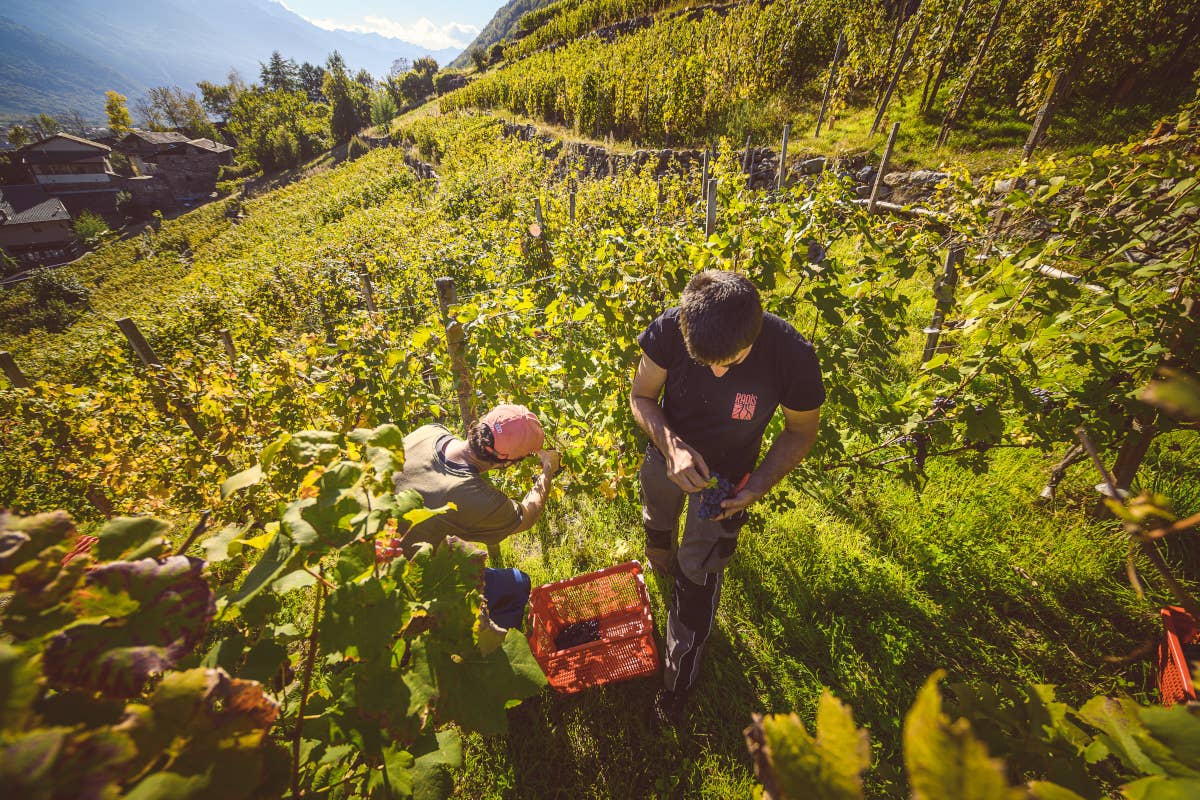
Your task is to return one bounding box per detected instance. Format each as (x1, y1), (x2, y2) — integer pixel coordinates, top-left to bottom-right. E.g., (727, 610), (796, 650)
(456, 434), (1198, 799)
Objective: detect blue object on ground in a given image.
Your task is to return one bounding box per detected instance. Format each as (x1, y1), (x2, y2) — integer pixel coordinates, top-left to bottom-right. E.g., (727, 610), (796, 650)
(484, 567), (532, 630)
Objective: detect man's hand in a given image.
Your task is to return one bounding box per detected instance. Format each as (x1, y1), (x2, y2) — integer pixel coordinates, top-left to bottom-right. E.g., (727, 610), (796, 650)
(715, 475), (761, 521)
(665, 441), (710, 493)
(537, 449), (561, 477)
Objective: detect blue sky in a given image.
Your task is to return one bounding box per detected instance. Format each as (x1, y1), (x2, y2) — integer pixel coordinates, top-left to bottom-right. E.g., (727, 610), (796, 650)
(275, 0), (500, 50)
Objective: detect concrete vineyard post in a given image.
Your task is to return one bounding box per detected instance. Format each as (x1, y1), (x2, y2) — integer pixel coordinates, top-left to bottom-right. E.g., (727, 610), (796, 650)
(701, 151), (709, 198)
(0, 352), (30, 389)
(815, 31), (845, 137)
(921, 245), (964, 363)
(868, 122), (900, 215)
(705, 178), (718, 237)
(776, 124), (791, 190)
(218, 329), (237, 366)
(359, 272), (377, 314)
(434, 277), (477, 433)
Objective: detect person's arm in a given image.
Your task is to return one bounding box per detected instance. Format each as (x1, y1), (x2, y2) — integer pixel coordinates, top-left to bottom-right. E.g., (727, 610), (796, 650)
(716, 406), (820, 520)
(629, 354), (710, 492)
(511, 449), (561, 533)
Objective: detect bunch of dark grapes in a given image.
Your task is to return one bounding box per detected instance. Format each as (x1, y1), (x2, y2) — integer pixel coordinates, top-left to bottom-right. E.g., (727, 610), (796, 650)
(897, 433), (931, 469)
(932, 396), (957, 414)
(1030, 387), (1061, 411)
(698, 474), (734, 520)
(555, 619), (601, 650)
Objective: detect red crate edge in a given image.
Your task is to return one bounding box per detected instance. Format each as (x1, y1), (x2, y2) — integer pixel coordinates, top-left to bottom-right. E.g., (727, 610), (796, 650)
(528, 561), (660, 693)
(1158, 606), (1197, 708)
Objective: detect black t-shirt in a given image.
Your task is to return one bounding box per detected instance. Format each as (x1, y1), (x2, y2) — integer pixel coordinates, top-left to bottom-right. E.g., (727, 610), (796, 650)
(637, 308), (825, 480)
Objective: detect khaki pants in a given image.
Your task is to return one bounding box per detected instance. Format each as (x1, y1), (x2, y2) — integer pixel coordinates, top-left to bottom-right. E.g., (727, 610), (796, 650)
(639, 445), (747, 692)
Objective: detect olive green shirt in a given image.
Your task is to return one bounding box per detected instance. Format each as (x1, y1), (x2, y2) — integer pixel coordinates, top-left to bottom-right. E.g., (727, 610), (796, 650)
(392, 424), (523, 549)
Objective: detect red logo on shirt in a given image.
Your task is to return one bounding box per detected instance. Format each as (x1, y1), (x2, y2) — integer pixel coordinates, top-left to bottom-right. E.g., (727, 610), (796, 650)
(732, 393), (758, 420)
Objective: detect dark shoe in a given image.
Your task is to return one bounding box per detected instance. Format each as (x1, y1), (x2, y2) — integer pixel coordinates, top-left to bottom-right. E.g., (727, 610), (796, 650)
(652, 689), (687, 731)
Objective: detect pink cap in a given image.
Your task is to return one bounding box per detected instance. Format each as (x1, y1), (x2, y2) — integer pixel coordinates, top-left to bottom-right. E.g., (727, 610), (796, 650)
(479, 404), (544, 460)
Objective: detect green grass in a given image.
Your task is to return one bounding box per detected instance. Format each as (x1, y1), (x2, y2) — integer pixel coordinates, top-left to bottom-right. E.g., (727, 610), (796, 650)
(453, 433), (1199, 798)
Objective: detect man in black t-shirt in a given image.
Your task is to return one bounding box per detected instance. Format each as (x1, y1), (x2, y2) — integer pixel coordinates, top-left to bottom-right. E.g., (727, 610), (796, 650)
(629, 269), (824, 724)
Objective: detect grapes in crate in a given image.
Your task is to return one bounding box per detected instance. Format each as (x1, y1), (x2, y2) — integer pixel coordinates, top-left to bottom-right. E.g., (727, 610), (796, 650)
(555, 618), (601, 650)
(698, 474), (734, 520)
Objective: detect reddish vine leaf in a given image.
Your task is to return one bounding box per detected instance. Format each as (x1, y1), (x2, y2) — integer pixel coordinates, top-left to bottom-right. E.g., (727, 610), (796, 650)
(119, 668), (280, 800)
(43, 557), (214, 698)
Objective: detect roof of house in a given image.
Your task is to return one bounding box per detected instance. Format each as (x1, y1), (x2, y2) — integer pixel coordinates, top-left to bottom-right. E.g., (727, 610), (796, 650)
(20, 133), (111, 153)
(186, 138), (234, 154)
(123, 130), (191, 145)
(0, 185), (71, 226)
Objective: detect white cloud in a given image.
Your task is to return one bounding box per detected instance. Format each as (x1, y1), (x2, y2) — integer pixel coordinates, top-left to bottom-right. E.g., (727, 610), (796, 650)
(305, 14), (479, 50)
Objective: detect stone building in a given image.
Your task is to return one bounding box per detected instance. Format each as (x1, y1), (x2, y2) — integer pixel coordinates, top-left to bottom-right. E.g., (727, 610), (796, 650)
(115, 131), (234, 206)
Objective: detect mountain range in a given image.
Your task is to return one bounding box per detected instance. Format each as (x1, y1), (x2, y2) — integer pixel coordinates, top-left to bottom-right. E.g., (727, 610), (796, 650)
(0, 0), (462, 122)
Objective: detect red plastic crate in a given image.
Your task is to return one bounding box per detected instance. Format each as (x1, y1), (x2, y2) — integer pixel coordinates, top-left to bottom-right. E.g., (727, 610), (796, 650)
(527, 561), (659, 693)
(1158, 606), (1198, 707)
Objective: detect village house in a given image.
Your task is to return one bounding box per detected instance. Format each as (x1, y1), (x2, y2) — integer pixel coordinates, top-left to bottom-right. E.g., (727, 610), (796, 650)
(115, 131), (234, 205)
(0, 184), (78, 269)
(16, 133), (122, 225)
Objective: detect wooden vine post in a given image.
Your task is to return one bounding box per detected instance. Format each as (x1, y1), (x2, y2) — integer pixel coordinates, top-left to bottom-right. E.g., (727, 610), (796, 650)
(868, 122), (900, 215)
(115, 317), (232, 470)
(921, 0), (973, 113)
(0, 352), (30, 389)
(534, 198), (544, 229)
(776, 124), (791, 190)
(218, 329), (237, 366)
(116, 317), (163, 367)
(921, 245), (964, 363)
(433, 278), (501, 567)
(701, 151), (710, 197)
(704, 178), (718, 237)
(871, 11), (922, 136)
(569, 186), (577, 223)
(815, 31), (845, 137)
(434, 277), (477, 432)
(358, 272), (377, 314)
(937, 0), (1008, 148)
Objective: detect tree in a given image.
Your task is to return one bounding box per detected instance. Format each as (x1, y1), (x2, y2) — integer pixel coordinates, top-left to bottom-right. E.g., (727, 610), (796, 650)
(226, 88), (329, 171)
(390, 58), (411, 77)
(135, 86), (218, 139)
(259, 51), (300, 92)
(298, 62), (327, 103)
(369, 90), (398, 128)
(6, 125), (31, 148)
(323, 53), (369, 143)
(60, 110), (90, 137)
(72, 210), (110, 244)
(413, 57), (439, 77)
(354, 68), (376, 89)
(196, 80), (238, 122)
(470, 48), (489, 73)
(29, 114), (61, 140)
(105, 91), (133, 135)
